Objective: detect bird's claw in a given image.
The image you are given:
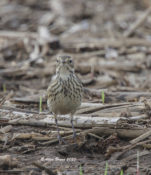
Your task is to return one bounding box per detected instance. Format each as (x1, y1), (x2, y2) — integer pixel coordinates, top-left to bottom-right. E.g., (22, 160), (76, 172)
(57, 135), (66, 144)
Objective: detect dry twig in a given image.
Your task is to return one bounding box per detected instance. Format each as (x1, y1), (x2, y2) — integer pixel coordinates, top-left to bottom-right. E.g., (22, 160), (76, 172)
(124, 6), (151, 37)
(33, 161), (57, 175)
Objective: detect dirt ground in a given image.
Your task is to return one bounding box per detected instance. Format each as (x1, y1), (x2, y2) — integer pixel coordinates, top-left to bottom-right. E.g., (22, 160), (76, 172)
(1, 0), (151, 174)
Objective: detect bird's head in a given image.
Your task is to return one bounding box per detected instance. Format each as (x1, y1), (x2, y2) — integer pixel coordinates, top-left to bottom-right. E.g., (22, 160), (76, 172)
(56, 55), (74, 77)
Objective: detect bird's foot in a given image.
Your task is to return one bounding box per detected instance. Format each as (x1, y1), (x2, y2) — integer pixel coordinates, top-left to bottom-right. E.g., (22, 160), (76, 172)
(57, 135), (66, 144)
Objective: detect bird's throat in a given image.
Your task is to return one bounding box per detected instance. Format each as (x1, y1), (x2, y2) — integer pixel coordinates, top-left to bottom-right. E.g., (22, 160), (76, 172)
(59, 67), (71, 80)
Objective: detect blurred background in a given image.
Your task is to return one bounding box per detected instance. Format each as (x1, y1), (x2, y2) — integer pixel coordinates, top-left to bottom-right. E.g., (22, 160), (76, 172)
(1, 1), (151, 174)
(0, 0), (151, 97)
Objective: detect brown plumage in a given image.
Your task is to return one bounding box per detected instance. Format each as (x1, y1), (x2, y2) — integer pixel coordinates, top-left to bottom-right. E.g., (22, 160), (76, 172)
(47, 55), (83, 143)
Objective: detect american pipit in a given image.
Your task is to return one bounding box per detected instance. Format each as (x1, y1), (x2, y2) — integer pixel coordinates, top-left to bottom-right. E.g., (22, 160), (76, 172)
(47, 55), (83, 143)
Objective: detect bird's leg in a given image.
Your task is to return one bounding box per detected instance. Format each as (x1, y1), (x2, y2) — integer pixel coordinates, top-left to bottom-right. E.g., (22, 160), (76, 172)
(54, 114), (65, 144)
(70, 114), (76, 139)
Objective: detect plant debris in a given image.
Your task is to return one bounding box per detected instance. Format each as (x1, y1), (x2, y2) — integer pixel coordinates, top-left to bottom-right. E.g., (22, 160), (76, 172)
(1, 0), (151, 174)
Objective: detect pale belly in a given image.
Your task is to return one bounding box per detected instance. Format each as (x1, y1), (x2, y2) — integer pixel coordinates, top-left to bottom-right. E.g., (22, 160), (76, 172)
(47, 93), (81, 115)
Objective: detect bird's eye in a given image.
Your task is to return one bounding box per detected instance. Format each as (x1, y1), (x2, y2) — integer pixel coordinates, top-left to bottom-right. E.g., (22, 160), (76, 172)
(56, 60), (59, 63)
(69, 60), (72, 63)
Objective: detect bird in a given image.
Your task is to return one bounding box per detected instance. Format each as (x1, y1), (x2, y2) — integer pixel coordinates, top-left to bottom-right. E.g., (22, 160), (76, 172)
(47, 55), (83, 144)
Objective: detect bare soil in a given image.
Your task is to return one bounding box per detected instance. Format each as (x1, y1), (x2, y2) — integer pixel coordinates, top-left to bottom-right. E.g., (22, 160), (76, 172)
(1, 0), (151, 174)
